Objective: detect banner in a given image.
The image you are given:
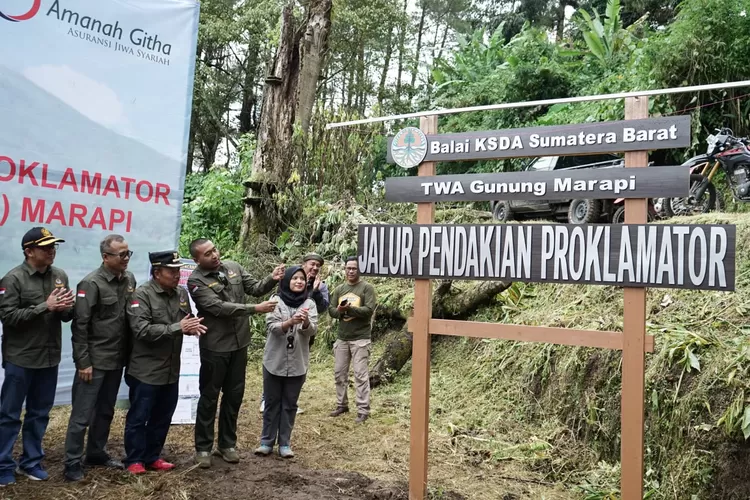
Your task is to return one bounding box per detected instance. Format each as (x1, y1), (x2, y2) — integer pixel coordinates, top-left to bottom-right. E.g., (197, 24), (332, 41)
(0, 0), (200, 404)
(173, 259), (200, 424)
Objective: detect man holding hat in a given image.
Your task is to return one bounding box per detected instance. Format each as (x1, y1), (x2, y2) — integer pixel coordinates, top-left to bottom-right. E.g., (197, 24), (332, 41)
(123, 251), (207, 474)
(0, 227), (74, 485)
(301, 252), (330, 326)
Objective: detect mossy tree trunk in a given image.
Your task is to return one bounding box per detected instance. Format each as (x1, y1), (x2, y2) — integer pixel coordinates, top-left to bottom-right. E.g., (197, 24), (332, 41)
(370, 280), (512, 387)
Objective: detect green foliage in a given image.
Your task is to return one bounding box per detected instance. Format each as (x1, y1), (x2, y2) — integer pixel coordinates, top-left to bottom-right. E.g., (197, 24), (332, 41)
(179, 168), (246, 260)
(648, 0), (750, 142)
(575, 0), (646, 70)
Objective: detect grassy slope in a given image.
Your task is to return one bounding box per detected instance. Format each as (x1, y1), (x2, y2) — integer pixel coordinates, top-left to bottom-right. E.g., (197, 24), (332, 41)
(393, 212), (750, 499)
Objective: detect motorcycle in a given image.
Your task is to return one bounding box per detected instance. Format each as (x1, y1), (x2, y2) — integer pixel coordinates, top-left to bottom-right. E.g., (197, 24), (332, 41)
(661, 128), (750, 217)
(611, 197), (659, 223)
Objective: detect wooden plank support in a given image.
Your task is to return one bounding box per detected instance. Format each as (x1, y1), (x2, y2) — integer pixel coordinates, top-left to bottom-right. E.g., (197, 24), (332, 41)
(407, 318), (654, 352)
(621, 96), (649, 500)
(409, 115), (437, 500)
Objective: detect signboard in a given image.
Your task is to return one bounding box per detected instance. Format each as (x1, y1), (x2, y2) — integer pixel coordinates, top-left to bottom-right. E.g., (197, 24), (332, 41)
(0, 0), (200, 405)
(385, 165), (689, 203)
(386, 116), (691, 168)
(356, 223), (736, 291)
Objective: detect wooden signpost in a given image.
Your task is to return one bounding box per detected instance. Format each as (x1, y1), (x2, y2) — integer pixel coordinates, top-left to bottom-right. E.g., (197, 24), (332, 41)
(355, 98), (737, 499)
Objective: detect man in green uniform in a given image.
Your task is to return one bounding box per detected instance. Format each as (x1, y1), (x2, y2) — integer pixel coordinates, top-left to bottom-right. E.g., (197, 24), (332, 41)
(328, 256), (376, 424)
(123, 251), (207, 474)
(63, 234), (135, 481)
(0, 227), (74, 486)
(187, 238), (283, 468)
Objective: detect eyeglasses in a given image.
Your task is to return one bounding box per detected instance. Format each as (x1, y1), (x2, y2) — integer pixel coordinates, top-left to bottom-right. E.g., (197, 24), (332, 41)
(286, 335), (295, 350)
(37, 244), (59, 252)
(216, 271), (229, 287)
(105, 250), (133, 259)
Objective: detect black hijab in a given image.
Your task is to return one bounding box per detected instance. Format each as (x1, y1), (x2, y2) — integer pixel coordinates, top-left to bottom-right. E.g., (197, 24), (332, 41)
(278, 265), (308, 309)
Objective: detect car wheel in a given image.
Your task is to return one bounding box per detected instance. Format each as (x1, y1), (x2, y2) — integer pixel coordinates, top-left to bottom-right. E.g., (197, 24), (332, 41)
(493, 201), (513, 222)
(567, 199), (601, 224)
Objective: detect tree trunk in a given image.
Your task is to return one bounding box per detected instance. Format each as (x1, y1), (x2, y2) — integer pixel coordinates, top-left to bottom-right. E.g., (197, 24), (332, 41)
(296, 0), (332, 135)
(555, 1), (566, 41)
(369, 280), (512, 387)
(238, 40), (259, 135)
(355, 41), (366, 114)
(395, 0), (407, 96)
(436, 23), (449, 62)
(377, 29), (394, 108)
(410, 3), (427, 93)
(239, 0), (333, 246)
(186, 114), (196, 176)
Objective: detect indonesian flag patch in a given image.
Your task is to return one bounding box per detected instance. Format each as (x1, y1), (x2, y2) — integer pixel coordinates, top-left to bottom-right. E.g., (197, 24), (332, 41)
(190, 285), (199, 293)
(77, 290), (86, 298)
(130, 301), (140, 308)
(0, 288), (5, 295)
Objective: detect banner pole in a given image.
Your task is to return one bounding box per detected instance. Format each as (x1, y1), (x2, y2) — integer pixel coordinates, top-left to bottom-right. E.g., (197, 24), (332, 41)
(409, 115), (437, 499)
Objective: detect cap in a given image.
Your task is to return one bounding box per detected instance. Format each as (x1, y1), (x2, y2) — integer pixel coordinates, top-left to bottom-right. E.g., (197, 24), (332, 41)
(22, 227), (65, 249)
(302, 252), (324, 264)
(149, 250), (184, 268)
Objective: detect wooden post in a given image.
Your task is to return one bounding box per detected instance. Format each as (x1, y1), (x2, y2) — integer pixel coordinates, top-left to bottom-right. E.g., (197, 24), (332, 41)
(621, 96), (648, 500)
(409, 115), (437, 500)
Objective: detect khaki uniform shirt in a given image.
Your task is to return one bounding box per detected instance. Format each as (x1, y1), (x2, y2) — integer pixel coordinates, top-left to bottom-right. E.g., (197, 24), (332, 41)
(187, 261), (277, 352)
(126, 280), (190, 385)
(0, 261), (73, 369)
(72, 265), (136, 371)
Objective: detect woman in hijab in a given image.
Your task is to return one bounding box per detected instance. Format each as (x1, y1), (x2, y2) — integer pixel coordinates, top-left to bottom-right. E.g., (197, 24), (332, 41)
(255, 266), (318, 458)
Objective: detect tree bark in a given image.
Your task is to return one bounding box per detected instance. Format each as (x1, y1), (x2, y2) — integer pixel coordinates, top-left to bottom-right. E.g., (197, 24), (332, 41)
(296, 0), (332, 135)
(555, 1), (566, 41)
(377, 28), (394, 108)
(410, 3), (427, 92)
(238, 40), (259, 135)
(369, 280), (513, 387)
(355, 41), (366, 114)
(239, 0), (333, 246)
(395, 0), (408, 96)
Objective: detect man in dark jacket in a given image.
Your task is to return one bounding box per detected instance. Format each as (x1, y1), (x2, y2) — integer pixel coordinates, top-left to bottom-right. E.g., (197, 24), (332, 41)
(0, 227), (74, 486)
(63, 234), (135, 481)
(123, 251), (207, 474)
(187, 238), (282, 468)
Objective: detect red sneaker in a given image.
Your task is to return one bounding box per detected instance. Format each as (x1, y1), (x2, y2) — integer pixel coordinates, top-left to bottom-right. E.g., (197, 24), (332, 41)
(147, 459), (175, 471)
(127, 463), (147, 474)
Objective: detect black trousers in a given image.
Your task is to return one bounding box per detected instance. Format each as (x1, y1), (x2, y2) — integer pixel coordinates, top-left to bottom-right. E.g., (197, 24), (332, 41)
(123, 375), (179, 466)
(64, 368), (122, 467)
(260, 367), (306, 448)
(194, 347), (248, 452)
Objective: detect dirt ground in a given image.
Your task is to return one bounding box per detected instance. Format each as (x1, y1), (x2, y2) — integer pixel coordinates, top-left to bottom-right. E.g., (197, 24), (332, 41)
(0, 353), (575, 500)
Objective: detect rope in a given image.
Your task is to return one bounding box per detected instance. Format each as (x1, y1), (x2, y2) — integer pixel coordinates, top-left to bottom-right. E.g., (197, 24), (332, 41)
(665, 92), (750, 116)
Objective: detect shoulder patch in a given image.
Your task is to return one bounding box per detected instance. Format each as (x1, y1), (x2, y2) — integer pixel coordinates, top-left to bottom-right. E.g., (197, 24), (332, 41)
(130, 301), (140, 308)
(0, 288), (5, 295)
(77, 290), (86, 298)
